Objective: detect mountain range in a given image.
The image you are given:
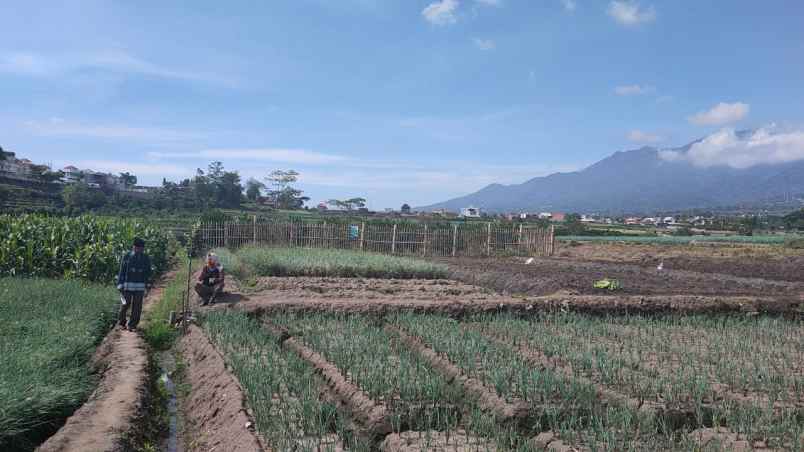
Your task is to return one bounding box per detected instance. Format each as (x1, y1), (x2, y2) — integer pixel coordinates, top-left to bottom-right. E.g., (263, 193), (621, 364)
(419, 130), (804, 214)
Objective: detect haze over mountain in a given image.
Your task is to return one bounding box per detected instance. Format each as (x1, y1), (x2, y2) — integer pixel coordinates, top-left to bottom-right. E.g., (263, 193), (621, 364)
(420, 128), (804, 214)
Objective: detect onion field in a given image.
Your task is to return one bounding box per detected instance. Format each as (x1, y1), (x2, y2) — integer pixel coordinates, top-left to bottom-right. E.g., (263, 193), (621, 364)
(200, 310), (804, 451)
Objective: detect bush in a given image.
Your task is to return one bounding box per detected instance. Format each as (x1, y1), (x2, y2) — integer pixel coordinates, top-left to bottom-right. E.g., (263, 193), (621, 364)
(784, 237), (804, 249)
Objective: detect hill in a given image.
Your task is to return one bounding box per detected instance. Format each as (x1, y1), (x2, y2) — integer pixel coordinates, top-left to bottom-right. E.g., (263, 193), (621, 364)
(419, 130), (804, 214)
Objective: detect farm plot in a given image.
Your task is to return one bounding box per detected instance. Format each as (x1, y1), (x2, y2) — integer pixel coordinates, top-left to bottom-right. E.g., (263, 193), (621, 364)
(464, 312), (804, 450)
(0, 278), (118, 451)
(215, 246), (449, 281)
(444, 256), (804, 298)
(555, 241), (804, 283)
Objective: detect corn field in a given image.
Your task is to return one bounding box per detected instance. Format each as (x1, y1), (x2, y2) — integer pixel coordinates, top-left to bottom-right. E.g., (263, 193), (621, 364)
(0, 214), (173, 282)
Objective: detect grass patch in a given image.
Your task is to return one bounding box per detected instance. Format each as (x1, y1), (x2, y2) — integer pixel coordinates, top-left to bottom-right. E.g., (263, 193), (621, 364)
(142, 259), (196, 351)
(0, 278), (118, 451)
(216, 246), (449, 280)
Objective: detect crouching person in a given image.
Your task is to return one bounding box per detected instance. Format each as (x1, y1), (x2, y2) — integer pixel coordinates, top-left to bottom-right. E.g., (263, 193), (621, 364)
(196, 253), (225, 306)
(117, 237), (151, 331)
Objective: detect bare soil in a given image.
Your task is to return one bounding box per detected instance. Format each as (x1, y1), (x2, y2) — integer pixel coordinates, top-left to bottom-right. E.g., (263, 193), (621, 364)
(555, 242), (804, 283)
(178, 324), (265, 452)
(216, 278), (802, 317)
(444, 257), (803, 298)
(381, 430), (497, 451)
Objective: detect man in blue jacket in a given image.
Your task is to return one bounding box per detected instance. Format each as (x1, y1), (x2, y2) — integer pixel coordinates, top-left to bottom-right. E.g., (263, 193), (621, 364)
(117, 237), (152, 331)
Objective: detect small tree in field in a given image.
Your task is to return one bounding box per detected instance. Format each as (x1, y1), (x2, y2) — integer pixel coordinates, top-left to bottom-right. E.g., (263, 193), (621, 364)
(245, 178), (265, 201)
(401, 203), (411, 214)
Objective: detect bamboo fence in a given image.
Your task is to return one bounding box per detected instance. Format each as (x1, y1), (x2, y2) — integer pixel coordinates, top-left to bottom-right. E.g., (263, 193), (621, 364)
(194, 220), (555, 257)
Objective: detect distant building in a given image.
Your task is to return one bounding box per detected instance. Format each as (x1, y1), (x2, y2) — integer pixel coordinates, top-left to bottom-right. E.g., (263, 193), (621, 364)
(625, 217), (641, 225)
(550, 212), (566, 222)
(0, 151), (40, 180)
(460, 206), (482, 218)
(62, 166), (82, 183)
(538, 212), (552, 219)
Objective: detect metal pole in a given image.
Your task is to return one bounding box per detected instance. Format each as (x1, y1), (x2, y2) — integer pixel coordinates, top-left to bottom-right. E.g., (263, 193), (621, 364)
(452, 224), (458, 257)
(391, 224), (397, 254)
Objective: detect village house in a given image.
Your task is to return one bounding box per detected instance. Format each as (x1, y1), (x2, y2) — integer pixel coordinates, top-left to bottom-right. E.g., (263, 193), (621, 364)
(460, 206), (482, 218)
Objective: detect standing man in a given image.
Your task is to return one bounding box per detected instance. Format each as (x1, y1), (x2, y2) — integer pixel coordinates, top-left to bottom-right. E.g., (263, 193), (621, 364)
(117, 237), (152, 331)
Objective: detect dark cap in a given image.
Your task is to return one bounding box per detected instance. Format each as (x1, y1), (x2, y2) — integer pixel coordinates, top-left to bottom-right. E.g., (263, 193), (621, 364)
(133, 237), (146, 248)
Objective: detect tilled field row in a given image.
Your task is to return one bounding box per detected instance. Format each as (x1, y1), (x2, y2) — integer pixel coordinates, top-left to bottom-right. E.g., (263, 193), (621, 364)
(220, 311), (799, 451)
(225, 292), (804, 319)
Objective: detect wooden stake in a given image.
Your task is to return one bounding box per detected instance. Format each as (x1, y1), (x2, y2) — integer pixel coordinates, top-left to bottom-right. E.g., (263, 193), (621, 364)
(452, 224), (458, 257)
(391, 223), (397, 254)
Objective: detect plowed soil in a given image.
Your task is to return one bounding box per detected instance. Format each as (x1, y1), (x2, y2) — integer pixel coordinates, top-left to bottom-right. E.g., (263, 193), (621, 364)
(179, 325), (265, 452)
(555, 242), (804, 282)
(444, 257), (803, 298)
(215, 276), (803, 317)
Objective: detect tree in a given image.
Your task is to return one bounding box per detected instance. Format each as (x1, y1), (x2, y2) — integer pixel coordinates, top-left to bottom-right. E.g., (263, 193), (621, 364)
(265, 170), (306, 209)
(401, 203), (411, 214)
(564, 213), (586, 235)
(245, 178), (265, 201)
(783, 209), (804, 231)
(119, 172), (137, 188)
(327, 197), (366, 211)
(62, 183), (107, 212)
(738, 216), (759, 236)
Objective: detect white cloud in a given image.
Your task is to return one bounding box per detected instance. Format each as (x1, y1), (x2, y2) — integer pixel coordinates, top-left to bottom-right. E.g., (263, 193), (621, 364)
(562, 0), (577, 12)
(476, 0), (501, 6)
(614, 84), (654, 96)
(422, 0), (460, 25)
(607, 1), (656, 26)
(149, 148), (347, 165)
(473, 38), (496, 51)
(24, 118), (202, 142)
(658, 126), (804, 169)
(0, 50), (236, 86)
(627, 129), (662, 143)
(688, 102), (750, 126)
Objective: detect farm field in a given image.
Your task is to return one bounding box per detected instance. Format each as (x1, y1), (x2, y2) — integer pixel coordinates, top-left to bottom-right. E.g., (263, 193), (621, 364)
(216, 246), (450, 281)
(0, 278), (118, 450)
(198, 309), (804, 451)
(555, 241), (804, 283)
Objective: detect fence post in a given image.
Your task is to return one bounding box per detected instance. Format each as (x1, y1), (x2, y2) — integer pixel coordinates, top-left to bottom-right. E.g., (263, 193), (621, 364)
(550, 225), (555, 256)
(252, 215), (257, 245)
(289, 221), (294, 247)
(452, 224), (458, 257)
(391, 223), (397, 254)
(223, 222), (229, 248)
(518, 224), (523, 254)
(359, 222), (365, 251)
(422, 224), (428, 257)
(486, 223), (492, 256)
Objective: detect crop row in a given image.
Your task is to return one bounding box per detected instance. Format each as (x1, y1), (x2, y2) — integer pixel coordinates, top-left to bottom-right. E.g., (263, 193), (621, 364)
(205, 312), (804, 450)
(0, 214), (174, 282)
(213, 246), (449, 281)
(0, 278), (119, 451)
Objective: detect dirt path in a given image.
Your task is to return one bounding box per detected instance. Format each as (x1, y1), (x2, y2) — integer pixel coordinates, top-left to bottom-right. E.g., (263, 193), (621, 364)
(37, 271), (176, 452)
(178, 325), (265, 452)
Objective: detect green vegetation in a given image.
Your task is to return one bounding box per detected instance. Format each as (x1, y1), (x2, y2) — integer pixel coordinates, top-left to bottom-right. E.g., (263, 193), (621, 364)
(557, 234), (791, 244)
(196, 310), (804, 450)
(142, 259), (194, 350)
(203, 311), (370, 451)
(217, 246), (449, 280)
(0, 278), (118, 451)
(272, 313), (464, 433)
(0, 214), (173, 282)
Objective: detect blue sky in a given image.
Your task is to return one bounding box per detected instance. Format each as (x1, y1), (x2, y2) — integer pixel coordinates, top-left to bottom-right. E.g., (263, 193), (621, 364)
(2, 1), (803, 209)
